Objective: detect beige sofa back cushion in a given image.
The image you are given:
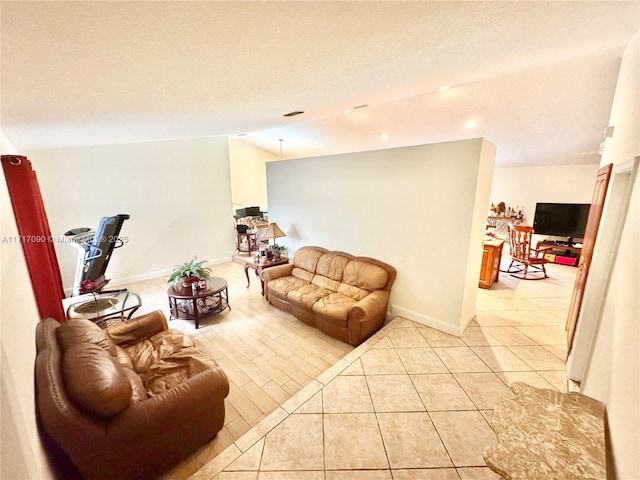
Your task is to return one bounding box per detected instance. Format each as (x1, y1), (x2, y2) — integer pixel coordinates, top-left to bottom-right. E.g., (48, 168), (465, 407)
(292, 267), (315, 283)
(316, 254), (350, 280)
(343, 260), (389, 291)
(292, 248), (390, 293)
(294, 248), (324, 272)
(312, 274), (340, 291)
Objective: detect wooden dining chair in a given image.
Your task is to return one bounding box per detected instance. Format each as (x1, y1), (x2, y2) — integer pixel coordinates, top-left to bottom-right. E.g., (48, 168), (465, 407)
(505, 223), (552, 280)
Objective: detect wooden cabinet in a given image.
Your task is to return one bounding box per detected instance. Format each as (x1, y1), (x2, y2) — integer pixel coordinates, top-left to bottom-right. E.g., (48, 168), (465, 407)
(479, 238), (505, 289)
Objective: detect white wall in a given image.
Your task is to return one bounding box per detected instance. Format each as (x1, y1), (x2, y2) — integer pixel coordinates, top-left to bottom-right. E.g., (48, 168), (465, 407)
(266, 139), (495, 335)
(228, 138), (277, 213)
(579, 32), (639, 479)
(1, 133), (55, 479)
(461, 141), (498, 322)
(25, 137), (236, 291)
(490, 163), (600, 226)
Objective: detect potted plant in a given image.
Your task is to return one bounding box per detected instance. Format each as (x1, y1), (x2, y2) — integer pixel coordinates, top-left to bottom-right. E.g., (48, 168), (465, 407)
(268, 244), (286, 260)
(168, 259), (212, 287)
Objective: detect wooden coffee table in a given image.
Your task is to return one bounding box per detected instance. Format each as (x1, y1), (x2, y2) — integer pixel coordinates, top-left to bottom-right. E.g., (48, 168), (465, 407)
(244, 257), (289, 295)
(167, 277), (230, 329)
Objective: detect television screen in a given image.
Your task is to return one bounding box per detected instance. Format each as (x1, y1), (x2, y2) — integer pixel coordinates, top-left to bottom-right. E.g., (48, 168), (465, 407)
(244, 206), (262, 216)
(533, 203), (591, 240)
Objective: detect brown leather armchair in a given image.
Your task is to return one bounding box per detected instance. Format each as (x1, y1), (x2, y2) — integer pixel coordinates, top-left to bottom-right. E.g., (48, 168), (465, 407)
(35, 310), (229, 480)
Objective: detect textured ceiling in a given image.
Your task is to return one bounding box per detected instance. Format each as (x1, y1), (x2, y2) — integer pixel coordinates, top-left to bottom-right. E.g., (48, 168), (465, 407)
(1, 1), (638, 166)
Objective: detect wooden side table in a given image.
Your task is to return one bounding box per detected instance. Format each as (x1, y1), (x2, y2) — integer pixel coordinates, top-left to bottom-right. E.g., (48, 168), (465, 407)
(479, 237), (505, 289)
(243, 257), (289, 295)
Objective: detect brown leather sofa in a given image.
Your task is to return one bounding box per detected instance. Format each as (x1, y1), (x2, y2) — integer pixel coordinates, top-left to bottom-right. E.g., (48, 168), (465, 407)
(263, 246), (396, 346)
(35, 310), (229, 480)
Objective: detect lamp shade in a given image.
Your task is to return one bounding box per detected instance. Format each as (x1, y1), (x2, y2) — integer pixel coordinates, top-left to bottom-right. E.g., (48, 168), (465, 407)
(262, 222), (286, 240)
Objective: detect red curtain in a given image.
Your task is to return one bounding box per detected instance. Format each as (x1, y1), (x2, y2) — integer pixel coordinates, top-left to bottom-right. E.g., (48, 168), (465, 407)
(2, 155), (65, 321)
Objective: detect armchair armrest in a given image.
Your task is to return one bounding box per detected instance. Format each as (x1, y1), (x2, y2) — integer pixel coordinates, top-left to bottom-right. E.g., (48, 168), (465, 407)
(108, 366), (229, 438)
(262, 263), (294, 283)
(106, 310), (168, 347)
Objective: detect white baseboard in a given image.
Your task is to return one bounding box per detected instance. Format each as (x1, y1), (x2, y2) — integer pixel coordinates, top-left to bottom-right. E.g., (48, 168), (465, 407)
(107, 269), (172, 288)
(388, 303), (474, 337)
(568, 378), (581, 393)
(64, 256), (234, 294)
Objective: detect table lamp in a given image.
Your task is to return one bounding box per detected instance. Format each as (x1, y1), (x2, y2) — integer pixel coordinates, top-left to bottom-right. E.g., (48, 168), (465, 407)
(262, 222), (286, 246)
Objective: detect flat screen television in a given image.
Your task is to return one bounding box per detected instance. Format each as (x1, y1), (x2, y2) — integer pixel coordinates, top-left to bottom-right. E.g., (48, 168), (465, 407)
(532, 203), (591, 245)
(244, 206), (262, 216)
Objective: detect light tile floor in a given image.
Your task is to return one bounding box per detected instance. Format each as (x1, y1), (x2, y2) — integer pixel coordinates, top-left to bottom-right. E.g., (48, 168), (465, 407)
(182, 262), (575, 480)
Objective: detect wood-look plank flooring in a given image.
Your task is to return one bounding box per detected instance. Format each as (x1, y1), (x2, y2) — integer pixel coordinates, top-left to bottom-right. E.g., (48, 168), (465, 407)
(116, 259), (353, 476)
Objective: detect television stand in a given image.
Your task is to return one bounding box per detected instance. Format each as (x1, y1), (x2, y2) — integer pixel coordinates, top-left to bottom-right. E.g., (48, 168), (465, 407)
(537, 241), (582, 267)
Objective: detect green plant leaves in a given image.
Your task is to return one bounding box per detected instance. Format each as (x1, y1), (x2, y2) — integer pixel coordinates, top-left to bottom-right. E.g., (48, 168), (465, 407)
(167, 259), (212, 283)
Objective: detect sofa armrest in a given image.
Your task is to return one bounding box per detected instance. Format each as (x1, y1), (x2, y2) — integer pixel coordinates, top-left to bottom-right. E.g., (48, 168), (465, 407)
(106, 310), (168, 347)
(348, 291), (390, 345)
(108, 366), (229, 438)
(350, 291), (390, 322)
(262, 263), (294, 283)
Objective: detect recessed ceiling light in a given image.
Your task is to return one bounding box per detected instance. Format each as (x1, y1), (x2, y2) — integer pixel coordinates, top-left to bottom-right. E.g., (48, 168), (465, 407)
(381, 133), (389, 140)
(283, 111), (304, 117)
(438, 86), (450, 92)
(466, 120), (476, 128)
(344, 109), (352, 114)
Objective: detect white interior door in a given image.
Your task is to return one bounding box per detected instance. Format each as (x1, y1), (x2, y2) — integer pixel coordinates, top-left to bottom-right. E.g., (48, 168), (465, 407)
(567, 157), (639, 385)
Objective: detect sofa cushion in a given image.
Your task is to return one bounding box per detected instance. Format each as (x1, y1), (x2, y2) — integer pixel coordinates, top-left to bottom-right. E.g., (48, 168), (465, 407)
(288, 284), (333, 309)
(106, 311), (168, 347)
(269, 275), (308, 298)
(125, 329), (186, 373)
(337, 282), (370, 301)
(293, 248), (324, 272)
(312, 292), (357, 325)
(62, 343), (132, 416)
(122, 367), (148, 403)
(143, 347), (217, 396)
(292, 267), (315, 283)
(311, 274), (340, 292)
(57, 318), (116, 356)
(124, 329), (217, 396)
(343, 260), (389, 291)
(316, 253), (350, 281)
(113, 345), (134, 369)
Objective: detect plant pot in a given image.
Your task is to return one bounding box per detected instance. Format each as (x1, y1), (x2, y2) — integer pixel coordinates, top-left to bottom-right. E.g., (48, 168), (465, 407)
(266, 251), (274, 261)
(181, 276), (199, 288)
